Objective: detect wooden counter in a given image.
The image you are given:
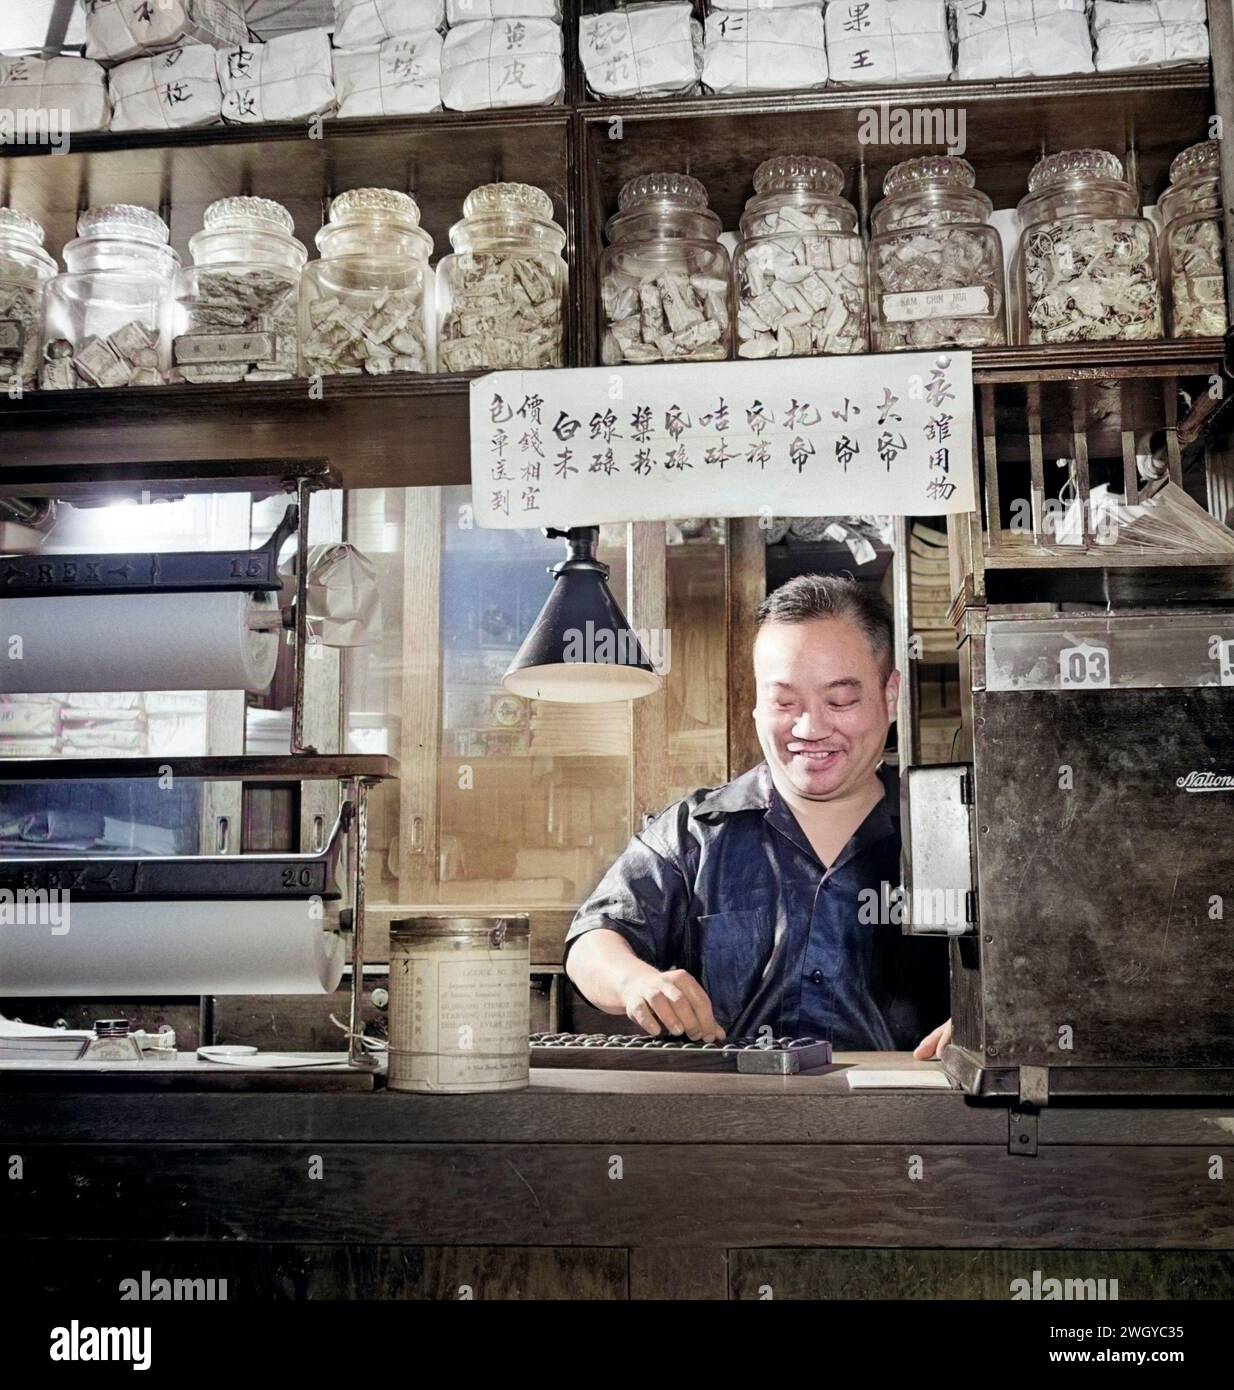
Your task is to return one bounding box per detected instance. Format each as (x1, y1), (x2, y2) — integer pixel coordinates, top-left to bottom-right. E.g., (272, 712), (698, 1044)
(2, 1055), (1233, 1299)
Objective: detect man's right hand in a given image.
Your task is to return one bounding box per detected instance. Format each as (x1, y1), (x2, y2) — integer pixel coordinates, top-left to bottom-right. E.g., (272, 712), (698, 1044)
(616, 961), (725, 1043)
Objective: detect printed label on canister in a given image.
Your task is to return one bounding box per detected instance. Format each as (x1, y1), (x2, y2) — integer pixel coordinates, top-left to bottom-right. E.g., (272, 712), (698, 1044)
(388, 937), (529, 1093)
(883, 286), (991, 322)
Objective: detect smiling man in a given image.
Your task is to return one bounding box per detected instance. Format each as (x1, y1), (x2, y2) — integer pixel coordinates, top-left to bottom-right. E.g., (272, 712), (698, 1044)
(564, 573), (952, 1058)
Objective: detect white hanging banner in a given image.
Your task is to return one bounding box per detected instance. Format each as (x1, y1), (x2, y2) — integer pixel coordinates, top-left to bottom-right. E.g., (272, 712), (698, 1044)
(469, 352), (974, 528)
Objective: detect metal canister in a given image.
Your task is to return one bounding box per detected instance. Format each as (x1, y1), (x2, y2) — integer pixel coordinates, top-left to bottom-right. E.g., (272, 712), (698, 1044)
(387, 915), (530, 1094)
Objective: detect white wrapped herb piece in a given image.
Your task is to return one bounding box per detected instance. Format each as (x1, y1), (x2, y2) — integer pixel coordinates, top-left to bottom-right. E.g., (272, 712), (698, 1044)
(217, 28), (337, 122)
(1092, 0), (1209, 72)
(953, 0), (1095, 80)
(176, 270), (300, 382)
(703, 6), (828, 94)
(440, 18), (563, 109)
(332, 0), (445, 48)
(579, 2), (702, 98)
(602, 270), (729, 364)
(334, 33), (442, 115)
(109, 44), (223, 130)
(0, 55), (110, 138)
(42, 321), (165, 389)
(84, 0), (249, 65)
(825, 0), (953, 85)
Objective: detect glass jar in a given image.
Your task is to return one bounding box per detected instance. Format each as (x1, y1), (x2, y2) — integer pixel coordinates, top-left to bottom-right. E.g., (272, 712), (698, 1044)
(299, 188), (434, 377)
(732, 155), (867, 360)
(436, 182), (566, 373)
(1014, 148), (1163, 345)
(600, 172), (730, 365)
(1159, 140), (1227, 340)
(175, 196), (307, 384)
(868, 156), (1007, 352)
(0, 209), (57, 392)
(40, 204), (180, 390)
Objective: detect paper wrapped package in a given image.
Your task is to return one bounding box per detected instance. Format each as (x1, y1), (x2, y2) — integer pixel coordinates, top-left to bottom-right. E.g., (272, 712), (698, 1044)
(334, 33), (443, 114)
(281, 542), (383, 647)
(84, 0), (249, 65)
(217, 28), (337, 122)
(109, 44), (224, 130)
(440, 18), (563, 110)
(579, 3), (702, 98)
(709, 0), (821, 8)
(446, 0), (560, 18)
(332, 0), (446, 48)
(825, 0), (953, 84)
(954, 0), (1095, 79)
(0, 55), (110, 138)
(245, 0), (332, 36)
(1093, 0), (1209, 71)
(703, 6), (828, 94)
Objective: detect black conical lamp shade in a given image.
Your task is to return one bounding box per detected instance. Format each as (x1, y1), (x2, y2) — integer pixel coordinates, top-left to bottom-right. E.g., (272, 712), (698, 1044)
(502, 526), (662, 703)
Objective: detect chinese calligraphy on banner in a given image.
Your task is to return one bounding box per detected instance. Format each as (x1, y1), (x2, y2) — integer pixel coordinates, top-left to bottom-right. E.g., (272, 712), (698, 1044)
(469, 352), (974, 529)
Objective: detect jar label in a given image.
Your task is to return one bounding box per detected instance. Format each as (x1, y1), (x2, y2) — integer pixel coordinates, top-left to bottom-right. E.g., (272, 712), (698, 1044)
(883, 286), (991, 322)
(388, 945), (529, 1092)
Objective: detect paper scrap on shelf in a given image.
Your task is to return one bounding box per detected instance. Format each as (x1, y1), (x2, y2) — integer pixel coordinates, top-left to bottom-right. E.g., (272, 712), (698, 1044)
(0, 1014), (93, 1040)
(470, 352), (975, 528)
(0, 55), (111, 138)
(333, 32), (443, 115)
(846, 1067), (953, 1088)
(1092, 0), (1209, 71)
(825, 0), (953, 85)
(217, 28), (337, 122)
(108, 43), (223, 131)
(440, 18), (564, 110)
(954, 0), (1095, 80)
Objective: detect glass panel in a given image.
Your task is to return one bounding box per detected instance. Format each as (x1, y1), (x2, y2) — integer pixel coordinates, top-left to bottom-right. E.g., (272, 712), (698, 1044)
(345, 485), (635, 911)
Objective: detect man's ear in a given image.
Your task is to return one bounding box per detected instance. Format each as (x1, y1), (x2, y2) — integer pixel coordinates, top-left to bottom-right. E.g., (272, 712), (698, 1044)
(884, 668), (902, 719)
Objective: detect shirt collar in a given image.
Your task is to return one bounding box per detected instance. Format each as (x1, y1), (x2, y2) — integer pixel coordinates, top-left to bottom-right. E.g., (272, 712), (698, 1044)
(694, 759), (900, 871)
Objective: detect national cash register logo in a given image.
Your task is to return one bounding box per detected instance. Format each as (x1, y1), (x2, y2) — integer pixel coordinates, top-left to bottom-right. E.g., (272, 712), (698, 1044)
(1176, 771), (1234, 793)
(0, 887), (70, 934)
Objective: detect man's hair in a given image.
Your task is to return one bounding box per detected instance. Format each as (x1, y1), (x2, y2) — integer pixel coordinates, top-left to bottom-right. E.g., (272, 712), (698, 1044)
(755, 574), (895, 679)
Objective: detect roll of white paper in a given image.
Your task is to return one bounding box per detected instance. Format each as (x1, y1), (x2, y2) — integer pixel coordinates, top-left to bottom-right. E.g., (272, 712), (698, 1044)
(0, 899), (346, 996)
(0, 591), (279, 694)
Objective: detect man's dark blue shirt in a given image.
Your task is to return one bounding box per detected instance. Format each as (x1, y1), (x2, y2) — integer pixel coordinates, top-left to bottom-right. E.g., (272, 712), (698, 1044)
(565, 760), (950, 1050)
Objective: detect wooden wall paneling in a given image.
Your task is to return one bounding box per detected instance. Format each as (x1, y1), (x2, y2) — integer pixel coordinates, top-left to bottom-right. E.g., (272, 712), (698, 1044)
(725, 518), (765, 779)
(629, 1247), (729, 1300)
(398, 489), (443, 900)
(5, 1141), (1232, 1248)
(627, 521), (669, 828)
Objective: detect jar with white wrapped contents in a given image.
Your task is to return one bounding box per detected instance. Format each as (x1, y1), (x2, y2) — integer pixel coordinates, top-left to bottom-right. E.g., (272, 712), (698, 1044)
(1014, 148), (1162, 345)
(732, 155), (867, 360)
(868, 156), (1007, 352)
(40, 205), (180, 389)
(0, 209), (57, 392)
(436, 183), (566, 373)
(175, 197), (307, 384)
(600, 173), (730, 365)
(1159, 140), (1227, 340)
(300, 188), (434, 378)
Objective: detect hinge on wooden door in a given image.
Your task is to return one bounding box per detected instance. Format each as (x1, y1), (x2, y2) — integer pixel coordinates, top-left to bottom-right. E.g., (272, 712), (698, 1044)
(1008, 1108), (1038, 1157)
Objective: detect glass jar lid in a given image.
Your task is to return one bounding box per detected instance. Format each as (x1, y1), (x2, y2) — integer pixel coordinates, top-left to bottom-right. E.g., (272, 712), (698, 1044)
(0, 207), (48, 247)
(884, 155), (978, 197)
(618, 171), (709, 212)
(329, 187), (423, 230)
(317, 187), (432, 257)
(204, 195), (297, 236)
(753, 154), (845, 196)
(77, 203), (171, 246)
(872, 156), (992, 234)
(1160, 140), (1222, 224)
(1028, 148), (1126, 194)
(463, 181), (556, 224)
(607, 172), (721, 244)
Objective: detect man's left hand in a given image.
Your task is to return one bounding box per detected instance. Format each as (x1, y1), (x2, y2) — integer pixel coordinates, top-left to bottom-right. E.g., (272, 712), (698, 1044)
(913, 1018), (953, 1060)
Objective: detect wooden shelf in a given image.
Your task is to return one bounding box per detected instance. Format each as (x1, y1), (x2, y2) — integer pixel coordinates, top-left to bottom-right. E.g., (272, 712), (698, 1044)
(0, 755), (399, 783)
